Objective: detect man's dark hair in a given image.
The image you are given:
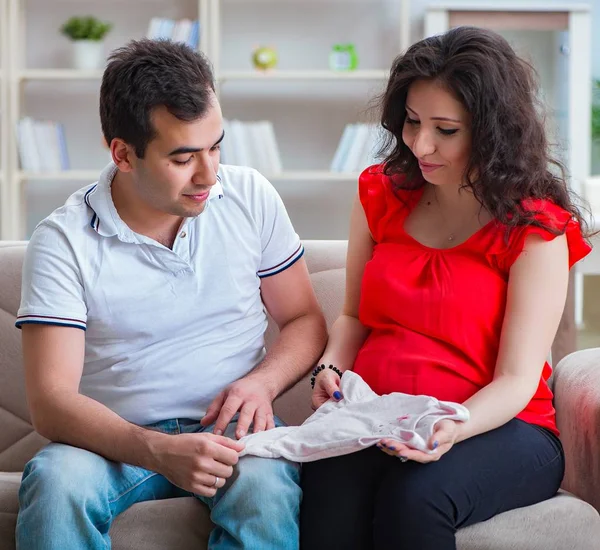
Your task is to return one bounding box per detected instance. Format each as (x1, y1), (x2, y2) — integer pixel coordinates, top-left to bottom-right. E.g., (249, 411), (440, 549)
(100, 39), (215, 158)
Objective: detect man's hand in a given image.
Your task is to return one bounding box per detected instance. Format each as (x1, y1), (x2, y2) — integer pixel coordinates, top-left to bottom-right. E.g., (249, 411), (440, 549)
(152, 432), (244, 497)
(200, 377), (276, 439)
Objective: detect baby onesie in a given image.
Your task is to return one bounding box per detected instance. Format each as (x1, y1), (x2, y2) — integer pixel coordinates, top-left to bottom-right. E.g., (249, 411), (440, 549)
(239, 371), (470, 461)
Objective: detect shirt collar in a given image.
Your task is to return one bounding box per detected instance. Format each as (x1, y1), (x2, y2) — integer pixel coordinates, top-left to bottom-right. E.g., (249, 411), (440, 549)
(85, 162), (225, 240)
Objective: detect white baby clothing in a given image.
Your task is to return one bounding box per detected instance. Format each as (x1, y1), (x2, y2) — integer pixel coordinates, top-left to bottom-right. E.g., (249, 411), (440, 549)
(239, 371), (469, 462)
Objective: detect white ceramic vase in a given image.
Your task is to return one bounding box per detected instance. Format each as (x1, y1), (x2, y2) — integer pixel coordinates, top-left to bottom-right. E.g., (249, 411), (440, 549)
(72, 40), (104, 71)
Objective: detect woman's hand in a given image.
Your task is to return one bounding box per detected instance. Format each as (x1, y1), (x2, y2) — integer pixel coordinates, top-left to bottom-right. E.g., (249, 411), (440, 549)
(377, 419), (460, 463)
(311, 368), (343, 410)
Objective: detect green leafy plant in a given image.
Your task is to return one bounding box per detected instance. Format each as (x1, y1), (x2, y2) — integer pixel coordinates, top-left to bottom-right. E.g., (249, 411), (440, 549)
(593, 80), (600, 142)
(61, 16), (112, 41)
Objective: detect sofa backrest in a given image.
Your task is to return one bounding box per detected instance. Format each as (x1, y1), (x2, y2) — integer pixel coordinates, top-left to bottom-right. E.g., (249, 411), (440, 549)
(0, 240), (347, 471)
(0, 243), (47, 471)
(271, 241), (347, 426)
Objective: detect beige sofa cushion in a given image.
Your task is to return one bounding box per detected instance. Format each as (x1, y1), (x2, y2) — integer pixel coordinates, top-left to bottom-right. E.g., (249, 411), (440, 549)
(1, 483), (599, 550)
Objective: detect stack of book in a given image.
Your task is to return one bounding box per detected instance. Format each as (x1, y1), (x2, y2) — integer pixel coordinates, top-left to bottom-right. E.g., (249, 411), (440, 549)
(330, 123), (383, 173)
(146, 18), (201, 50)
(220, 120), (283, 176)
(17, 117), (70, 172)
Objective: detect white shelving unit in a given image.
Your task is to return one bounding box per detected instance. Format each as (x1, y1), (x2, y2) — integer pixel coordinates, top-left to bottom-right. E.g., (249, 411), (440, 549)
(0, 0), (9, 238)
(18, 69), (105, 80)
(3, 0), (211, 239)
(0, 0), (411, 239)
(211, 0), (410, 189)
(218, 70), (391, 81)
(210, 0), (410, 238)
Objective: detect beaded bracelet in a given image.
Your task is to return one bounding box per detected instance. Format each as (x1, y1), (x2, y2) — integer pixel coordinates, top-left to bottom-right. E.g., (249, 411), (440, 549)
(310, 364), (343, 389)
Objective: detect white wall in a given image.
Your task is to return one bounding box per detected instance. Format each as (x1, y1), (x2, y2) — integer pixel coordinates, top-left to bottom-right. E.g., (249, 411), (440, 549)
(592, 0), (600, 79)
(22, 0), (599, 238)
(591, 0), (600, 174)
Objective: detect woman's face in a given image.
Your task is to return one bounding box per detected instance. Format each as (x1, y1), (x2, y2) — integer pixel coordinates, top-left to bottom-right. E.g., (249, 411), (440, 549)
(402, 78), (472, 187)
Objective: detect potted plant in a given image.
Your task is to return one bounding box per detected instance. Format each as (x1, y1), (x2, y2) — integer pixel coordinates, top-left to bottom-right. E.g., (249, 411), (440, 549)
(61, 16), (112, 71)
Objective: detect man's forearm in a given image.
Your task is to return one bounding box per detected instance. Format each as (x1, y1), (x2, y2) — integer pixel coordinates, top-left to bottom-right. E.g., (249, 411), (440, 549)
(248, 311), (327, 399)
(32, 392), (168, 471)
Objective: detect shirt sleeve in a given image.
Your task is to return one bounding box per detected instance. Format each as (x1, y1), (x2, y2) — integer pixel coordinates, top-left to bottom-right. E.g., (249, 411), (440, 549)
(16, 223), (87, 330)
(358, 164), (388, 242)
(358, 164), (416, 243)
(494, 199), (591, 272)
(253, 172), (304, 278)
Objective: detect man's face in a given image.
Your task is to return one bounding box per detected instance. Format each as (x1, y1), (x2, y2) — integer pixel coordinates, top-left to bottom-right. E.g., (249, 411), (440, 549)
(130, 97), (223, 218)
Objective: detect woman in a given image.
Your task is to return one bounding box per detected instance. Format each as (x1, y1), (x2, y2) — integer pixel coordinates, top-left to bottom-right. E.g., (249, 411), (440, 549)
(300, 26), (591, 550)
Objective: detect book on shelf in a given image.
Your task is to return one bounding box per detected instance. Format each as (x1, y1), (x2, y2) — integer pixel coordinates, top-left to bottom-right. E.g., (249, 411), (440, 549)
(17, 117), (70, 172)
(331, 123), (383, 173)
(146, 18), (201, 50)
(221, 119), (283, 176)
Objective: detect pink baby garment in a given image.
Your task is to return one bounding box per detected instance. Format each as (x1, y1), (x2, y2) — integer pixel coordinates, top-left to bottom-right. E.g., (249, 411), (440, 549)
(239, 371), (470, 461)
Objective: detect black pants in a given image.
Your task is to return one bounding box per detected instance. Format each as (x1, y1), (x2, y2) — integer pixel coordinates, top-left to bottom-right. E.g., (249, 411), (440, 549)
(300, 419), (564, 550)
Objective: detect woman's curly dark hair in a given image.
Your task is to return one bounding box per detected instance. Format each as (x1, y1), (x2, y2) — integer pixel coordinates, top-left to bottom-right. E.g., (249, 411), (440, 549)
(377, 26), (590, 237)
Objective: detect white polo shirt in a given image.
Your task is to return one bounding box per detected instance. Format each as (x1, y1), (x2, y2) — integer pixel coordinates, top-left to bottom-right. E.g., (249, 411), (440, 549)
(17, 162), (304, 426)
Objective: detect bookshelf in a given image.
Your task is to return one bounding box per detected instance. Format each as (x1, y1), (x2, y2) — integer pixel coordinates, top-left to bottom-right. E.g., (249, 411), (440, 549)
(3, 0), (211, 239)
(0, 0), (412, 239)
(212, 0), (410, 238)
(218, 70), (391, 81)
(0, 0), (9, 238)
(18, 69), (105, 80)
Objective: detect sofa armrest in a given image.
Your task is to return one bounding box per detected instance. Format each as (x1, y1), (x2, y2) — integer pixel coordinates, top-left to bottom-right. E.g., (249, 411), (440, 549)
(553, 348), (600, 512)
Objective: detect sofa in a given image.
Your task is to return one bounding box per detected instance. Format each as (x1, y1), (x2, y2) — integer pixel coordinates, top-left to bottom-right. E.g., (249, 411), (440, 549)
(1, 239), (600, 549)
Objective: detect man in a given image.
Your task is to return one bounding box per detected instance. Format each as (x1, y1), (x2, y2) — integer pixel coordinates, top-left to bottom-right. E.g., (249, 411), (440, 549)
(15, 39), (327, 550)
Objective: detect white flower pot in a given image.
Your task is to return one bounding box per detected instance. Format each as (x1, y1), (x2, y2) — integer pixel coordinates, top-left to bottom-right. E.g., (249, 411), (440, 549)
(72, 40), (105, 71)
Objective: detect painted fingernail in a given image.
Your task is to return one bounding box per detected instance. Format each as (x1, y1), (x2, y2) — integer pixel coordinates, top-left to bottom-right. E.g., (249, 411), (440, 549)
(214, 429), (223, 436)
(399, 456), (408, 463)
(381, 442), (387, 447)
(433, 441), (439, 450)
(333, 391), (342, 400)
(389, 446), (396, 451)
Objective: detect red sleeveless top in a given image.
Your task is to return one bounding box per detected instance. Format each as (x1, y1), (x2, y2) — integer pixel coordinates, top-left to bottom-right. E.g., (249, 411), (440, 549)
(353, 165), (591, 435)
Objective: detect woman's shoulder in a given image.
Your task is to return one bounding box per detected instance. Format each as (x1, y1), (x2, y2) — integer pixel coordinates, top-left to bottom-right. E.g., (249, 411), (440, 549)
(489, 197), (591, 271)
(358, 164), (421, 206)
(519, 197), (573, 224)
(358, 164), (422, 242)
(358, 164), (391, 195)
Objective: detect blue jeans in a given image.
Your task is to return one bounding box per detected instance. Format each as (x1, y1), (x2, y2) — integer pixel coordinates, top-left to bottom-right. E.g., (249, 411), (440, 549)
(16, 416), (301, 550)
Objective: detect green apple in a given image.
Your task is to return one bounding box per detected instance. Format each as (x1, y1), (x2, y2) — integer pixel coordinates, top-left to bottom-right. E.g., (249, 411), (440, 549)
(252, 46), (278, 70)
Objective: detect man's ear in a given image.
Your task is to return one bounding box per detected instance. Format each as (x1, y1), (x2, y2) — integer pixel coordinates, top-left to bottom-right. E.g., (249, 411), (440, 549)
(110, 138), (136, 173)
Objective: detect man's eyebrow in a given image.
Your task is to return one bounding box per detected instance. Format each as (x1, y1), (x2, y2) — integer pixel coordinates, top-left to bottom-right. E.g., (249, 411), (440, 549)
(168, 130), (225, 156)
(406, 105), (462, 123)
